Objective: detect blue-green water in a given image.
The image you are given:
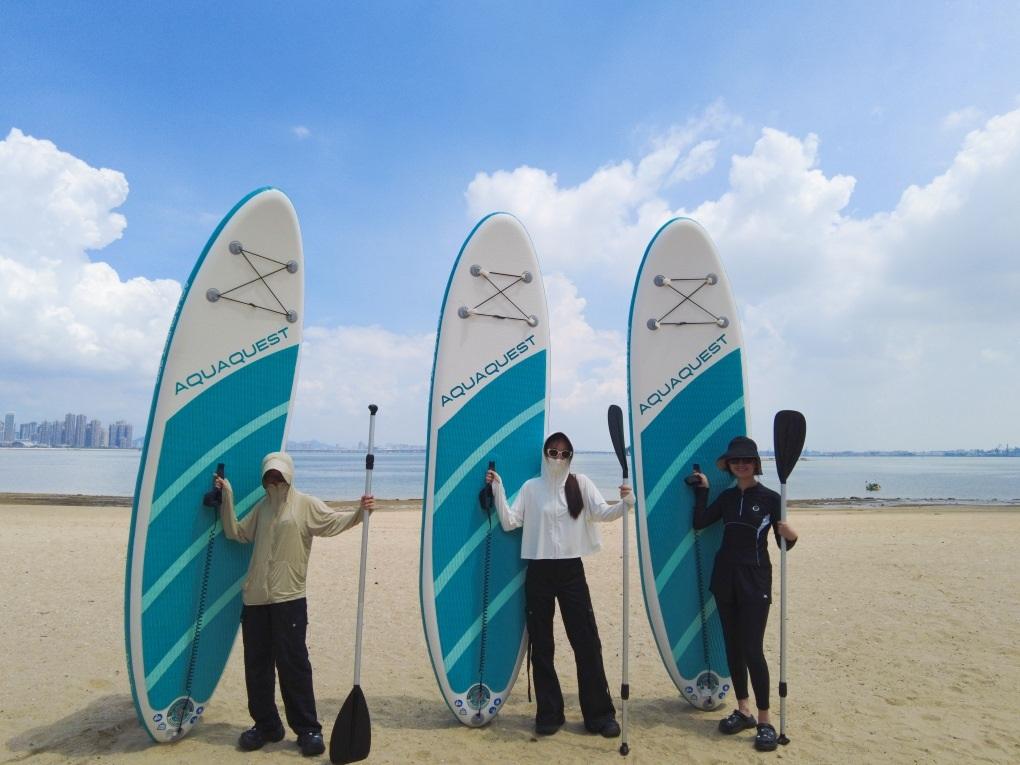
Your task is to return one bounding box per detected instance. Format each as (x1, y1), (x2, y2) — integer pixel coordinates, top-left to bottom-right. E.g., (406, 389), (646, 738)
(0, 449), (1017, 503)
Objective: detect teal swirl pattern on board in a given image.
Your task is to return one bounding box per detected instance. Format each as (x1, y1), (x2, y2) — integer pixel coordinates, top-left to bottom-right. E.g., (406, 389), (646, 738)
(431, 351), (545, 703)
(139, 345), (298, 711)
(638, 349), (745, 687)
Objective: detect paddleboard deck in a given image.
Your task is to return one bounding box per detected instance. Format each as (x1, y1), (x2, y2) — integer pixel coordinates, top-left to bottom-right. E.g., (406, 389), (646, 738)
(124, 187), (304, 741)
(420, 213), (550, 726)
(628, 217), (747, 710)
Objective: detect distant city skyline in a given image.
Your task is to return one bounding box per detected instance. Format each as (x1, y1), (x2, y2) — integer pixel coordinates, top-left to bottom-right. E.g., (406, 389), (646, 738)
(0, 409), (134, 448)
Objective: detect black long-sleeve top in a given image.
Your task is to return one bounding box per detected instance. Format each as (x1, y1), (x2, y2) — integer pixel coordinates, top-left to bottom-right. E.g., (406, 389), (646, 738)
(692, 482), (795, 570)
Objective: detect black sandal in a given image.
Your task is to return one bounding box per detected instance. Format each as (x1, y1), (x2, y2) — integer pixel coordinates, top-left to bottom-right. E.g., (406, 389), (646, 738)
(754, 723), (779, 751)
(718, 709), (757, 734)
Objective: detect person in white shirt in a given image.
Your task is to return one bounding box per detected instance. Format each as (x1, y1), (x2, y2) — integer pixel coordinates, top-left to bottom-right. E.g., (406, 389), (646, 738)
(487, 432), (633, 738)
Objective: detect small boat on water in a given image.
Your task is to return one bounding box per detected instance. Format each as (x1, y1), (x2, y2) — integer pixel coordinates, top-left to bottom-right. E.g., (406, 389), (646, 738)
(865, 481), (881, 492)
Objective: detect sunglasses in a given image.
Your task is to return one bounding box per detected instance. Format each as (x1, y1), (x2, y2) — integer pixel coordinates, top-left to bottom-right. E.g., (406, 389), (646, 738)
(546, 448), (573, 459)
(727, 457), (756, 466)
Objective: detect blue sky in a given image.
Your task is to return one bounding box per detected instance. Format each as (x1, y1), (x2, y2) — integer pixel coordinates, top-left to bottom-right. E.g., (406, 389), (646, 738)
(2, 2), (1019, 450)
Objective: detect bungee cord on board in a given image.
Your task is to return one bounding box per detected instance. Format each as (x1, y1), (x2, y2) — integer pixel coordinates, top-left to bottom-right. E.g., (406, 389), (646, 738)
(206, 240), (300, 322)
(647, 274), (729, 330)
(458, 265), (540, 326)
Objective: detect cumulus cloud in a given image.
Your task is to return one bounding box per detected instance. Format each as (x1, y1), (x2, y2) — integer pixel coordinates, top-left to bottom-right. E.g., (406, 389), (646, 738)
(941, 106), (984, 131)
(470, 109), (1020, 450)
(291, 125), (311, 140)
(0, 129), (181, 393)
(290, 324), (435, 445)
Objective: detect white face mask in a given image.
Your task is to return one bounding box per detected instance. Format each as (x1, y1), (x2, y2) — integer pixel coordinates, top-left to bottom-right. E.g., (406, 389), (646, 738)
(544, 456), (570, 480)
(266, 481), (290, 504)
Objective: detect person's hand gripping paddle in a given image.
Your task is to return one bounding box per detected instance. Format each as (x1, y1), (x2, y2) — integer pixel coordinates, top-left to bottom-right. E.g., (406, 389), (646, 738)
(330, 405), (378, 764)
(773, 409), (806, 747)
(607, 405), (632, 756)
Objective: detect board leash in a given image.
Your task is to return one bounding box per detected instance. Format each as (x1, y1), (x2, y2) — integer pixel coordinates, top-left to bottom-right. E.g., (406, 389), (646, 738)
(692, 527), (713, 697)
(179, 512), (217, 734)
(475, 462), (496, 722)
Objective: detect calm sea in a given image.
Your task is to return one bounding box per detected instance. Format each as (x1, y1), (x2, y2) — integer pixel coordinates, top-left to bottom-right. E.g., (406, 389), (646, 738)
(0, 449), (1017, 504)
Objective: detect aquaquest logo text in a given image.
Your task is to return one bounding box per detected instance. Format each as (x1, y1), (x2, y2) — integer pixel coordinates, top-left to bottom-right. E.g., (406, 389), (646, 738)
(639, 334), (729, 415)
(441, 334), (537, 407)
(174, 327), (291, 395)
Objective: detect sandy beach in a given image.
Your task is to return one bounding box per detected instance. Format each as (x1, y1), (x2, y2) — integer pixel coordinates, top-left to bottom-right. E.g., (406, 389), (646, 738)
(1, 498), (1018, 764)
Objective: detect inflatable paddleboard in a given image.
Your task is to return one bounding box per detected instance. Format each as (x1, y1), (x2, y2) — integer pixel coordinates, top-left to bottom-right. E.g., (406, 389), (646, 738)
(420, 213), (550, 726)
(628, 218), (746, 710)
(125, 187), (304, 741)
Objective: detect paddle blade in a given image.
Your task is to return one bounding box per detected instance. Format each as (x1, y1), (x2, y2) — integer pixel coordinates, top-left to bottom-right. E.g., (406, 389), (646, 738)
(330, 685), (370, 764)
(607, 405), (628, 479)
(773, 410), (806, 484)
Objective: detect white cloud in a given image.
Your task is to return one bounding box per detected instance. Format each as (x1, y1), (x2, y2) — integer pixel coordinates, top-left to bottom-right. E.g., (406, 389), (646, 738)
(468, 109), (1020, 451)
(289, 324), (435, 446)
(292, 125), (311, 140)
(941, 106), (984, 131)
(0, 129), (181, 394)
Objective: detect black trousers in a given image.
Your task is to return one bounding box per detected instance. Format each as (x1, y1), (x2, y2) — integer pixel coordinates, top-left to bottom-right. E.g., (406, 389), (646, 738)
(240, 597), (321, 734)
(525, 558), (615, 728)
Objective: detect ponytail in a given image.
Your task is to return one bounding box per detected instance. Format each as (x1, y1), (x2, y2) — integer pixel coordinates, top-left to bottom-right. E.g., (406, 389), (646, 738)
(565, 474), (583, 519)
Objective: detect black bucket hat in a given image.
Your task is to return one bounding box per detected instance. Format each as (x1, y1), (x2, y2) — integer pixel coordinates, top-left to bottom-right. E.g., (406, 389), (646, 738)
(715, 436), (763, 475)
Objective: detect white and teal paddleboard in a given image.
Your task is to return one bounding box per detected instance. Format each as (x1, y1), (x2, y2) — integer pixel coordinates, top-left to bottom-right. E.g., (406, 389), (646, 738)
(125, 187), (304, 742)
(628, 218), (747, 710)
(420, 213), (550, 726)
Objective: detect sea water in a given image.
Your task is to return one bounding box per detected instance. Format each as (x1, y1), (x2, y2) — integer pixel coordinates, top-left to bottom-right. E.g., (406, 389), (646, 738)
(0, 449), (1017, 504)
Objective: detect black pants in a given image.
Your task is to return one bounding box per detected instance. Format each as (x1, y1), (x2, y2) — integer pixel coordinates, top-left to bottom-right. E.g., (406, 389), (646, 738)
(714, 566), (772, 710)
(241, 597), (320, 735)
(526, 558), (615, 728)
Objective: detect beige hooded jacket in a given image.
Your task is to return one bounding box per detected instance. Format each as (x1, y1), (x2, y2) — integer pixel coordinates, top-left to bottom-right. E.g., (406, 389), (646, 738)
(220, 451), (363, 605)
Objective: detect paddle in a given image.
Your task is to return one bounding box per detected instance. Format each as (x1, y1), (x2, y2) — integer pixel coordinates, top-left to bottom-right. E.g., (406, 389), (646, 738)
(607, 404), (631, 757)
(773, 409), (806, 747)
(330, 404), (378, 764)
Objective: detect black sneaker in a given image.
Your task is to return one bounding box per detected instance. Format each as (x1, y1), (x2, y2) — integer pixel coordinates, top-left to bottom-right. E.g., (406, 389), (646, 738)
(718, 709), (757, 735)
(534, 721), (563, 736)
(754, 723), (779, 752)
(297, 731), (325, 757)
(238, 725), (285, 751)
(587, 718), (621, 738)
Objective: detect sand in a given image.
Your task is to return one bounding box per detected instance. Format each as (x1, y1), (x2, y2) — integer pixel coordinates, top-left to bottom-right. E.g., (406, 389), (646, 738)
(1, 499), (1018, 764)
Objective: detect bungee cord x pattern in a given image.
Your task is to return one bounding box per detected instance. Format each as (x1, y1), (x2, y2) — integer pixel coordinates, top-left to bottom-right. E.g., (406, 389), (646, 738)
(206, 240), (299, 322)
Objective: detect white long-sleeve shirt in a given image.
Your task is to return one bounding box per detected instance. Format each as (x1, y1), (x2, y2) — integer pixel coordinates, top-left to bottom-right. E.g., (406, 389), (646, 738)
(492, 464), (632, 560)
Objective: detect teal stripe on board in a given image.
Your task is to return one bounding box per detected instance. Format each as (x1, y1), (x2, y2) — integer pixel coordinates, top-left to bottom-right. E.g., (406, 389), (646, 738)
(654, 529), (695, 594)
(149, 402), (288, 524)
(144, 572), (247, 689)
(672, 597), (719, 662)
(442, 568), (527, 671)
(433, 490), (519, 597)
(433, 400), (544, 511)
(141, 486), (263, 612)
(645, 395), (743, 513)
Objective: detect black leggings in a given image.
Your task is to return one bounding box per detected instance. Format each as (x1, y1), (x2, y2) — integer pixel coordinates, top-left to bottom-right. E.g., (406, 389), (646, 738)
(716, 597), (771, 710)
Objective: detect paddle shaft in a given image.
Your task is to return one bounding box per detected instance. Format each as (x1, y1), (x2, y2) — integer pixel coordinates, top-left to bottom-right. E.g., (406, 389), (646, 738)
(779, 481), (789, 739)
(352, 406), (377, 686)
(607, 405), (630, 755)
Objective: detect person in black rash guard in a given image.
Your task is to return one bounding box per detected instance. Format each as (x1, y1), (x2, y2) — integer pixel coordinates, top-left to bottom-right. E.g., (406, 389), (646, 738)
(690, 435), (798, 753)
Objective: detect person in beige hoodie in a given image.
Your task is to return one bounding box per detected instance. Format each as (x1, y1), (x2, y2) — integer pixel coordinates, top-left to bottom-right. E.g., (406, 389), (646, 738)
(214, 451), (373, 757)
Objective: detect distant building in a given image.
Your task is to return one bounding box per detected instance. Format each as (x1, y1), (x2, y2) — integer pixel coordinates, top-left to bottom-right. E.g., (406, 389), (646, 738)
(3, 413), (14, 445)
(63, 413), (75, 446)
(109, 420), (134, 449)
